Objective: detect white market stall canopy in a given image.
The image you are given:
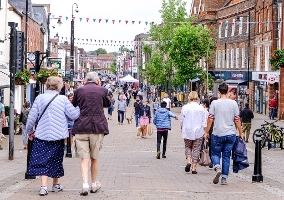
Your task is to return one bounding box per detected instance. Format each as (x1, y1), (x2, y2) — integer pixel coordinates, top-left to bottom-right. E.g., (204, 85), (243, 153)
(119, 74), (139, 83)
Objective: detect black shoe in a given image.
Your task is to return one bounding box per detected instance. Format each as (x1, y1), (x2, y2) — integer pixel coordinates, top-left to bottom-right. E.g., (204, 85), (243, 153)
(162, 155), (166, 158)
(185, 163), (191, 172)
(192, 170), (198, 174)
(156, 152), (161, 159)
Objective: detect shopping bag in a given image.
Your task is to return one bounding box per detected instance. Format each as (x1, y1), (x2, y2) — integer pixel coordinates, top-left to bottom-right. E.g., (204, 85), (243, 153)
(199, 141), (212, 166)
(136, 127), (141, 136)
(147, 125), (153, 136)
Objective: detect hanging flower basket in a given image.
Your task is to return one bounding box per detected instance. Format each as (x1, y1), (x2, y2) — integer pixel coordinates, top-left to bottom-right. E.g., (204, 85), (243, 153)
(38, 77), (48, 84)
(35, 68), (59, 84)
(15, 77), (25, 85)
(15, 69), (31, 85)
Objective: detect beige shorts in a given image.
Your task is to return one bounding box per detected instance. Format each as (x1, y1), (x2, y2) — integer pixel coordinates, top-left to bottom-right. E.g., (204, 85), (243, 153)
(75, 134), (104, 159)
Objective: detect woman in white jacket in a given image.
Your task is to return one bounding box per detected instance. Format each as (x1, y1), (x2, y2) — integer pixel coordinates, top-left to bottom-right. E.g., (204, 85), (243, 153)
(180, 91), (207, 174)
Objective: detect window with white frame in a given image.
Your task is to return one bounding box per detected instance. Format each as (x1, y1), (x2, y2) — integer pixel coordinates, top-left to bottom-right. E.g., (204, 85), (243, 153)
(258, 14), (261, 33)
(219, 21), (223, 38)
(238, 17), (243, 35)
(194, 7), (197, 14)
(225, 21), (228, 37)
(231, 49), (234, 68)
(215, 51), (218, 69)
(264, 44), (270, 71)
(246, 17), (249, 33)
(267, 10), (270, 31)
(222, 50), (225, 68)
(256, 45), (261, 71)
(231, 19), (235, 36)
(235, 48), (239, 68)
(218, 50), (222, 68)
(241, 48), (245, 68)
(226, 49), (230, 68)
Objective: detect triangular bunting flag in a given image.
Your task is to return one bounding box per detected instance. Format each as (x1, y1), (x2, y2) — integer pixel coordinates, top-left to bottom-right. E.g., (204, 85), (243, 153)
(80, 18), (82, 22)
(145, 21), (148, 25)
(52, 15), (55, 19)
(86, 18), (89, 22)
(105, 19), (108, 23)
(93, 19), (96, 22)
(125, 20), (128, 24)
(66, 16), (68, 20)
(132, 21), (135, 24)
(99, 19), (102, 23)
(139, 21), (141, 24)
(112, 20), (115, 24)
(151, 22), (155, 25)
(119, 20), (121, 23)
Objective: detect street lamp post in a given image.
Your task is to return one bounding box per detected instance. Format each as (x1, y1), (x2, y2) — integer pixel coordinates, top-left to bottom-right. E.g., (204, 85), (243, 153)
(129, 49), (134, 76)
(70, 3), (79, 82)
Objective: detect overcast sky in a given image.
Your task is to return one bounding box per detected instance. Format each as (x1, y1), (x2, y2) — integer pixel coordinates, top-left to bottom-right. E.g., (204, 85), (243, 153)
(33, 0), (192, 52)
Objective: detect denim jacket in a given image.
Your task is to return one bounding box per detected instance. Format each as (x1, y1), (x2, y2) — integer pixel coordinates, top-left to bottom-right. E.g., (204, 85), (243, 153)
(139, 105), (151, 118)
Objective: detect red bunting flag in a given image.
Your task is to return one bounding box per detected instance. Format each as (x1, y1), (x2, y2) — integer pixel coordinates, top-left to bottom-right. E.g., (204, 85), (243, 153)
(86, 18), (89, 22)
(99, 19), (102, 23)
(125, 20), (128, 24)
(139, 21), (141, 24)
(112, 20), (115, 24)
(151, 22), (155, 25)
(72, 17), (75, 21)
(59, 16), (62, 19)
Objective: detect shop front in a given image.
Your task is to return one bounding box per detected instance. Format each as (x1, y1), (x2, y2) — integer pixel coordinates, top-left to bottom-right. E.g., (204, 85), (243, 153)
(209, 70), (251, 104)
(252, 71), (279, 116)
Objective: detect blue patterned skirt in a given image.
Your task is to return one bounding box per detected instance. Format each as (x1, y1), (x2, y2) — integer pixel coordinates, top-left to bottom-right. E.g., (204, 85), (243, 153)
(28, 138), (65, 178)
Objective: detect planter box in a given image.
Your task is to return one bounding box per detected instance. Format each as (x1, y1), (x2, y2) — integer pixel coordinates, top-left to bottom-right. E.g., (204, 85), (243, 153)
(2, 127), (9, 135)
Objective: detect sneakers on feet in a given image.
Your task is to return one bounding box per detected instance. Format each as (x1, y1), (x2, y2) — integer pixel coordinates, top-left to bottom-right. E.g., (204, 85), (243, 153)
(52, 184), (63, 192)
(80, 188), (89, 196)
(185, 163), (191, 172)
(156, 152), (161, 159)
(162, 155), (166, 158)
(39, 187), (48, 196)
(90, 181), (101, 193)
(213, 168), (221, 184)
(221, 177), (227, 185)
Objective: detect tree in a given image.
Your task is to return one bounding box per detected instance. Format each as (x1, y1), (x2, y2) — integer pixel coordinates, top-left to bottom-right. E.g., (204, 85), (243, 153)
(144, 0), (190, 87)
(169, 23), (215, 87)
(110, 60), (117, 74)
(109, 52), (119, 57)
(95, 48), (107, 55)
(118, 45), (130, 54)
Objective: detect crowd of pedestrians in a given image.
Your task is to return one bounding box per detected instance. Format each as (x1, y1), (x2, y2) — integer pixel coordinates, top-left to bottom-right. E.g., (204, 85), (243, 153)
(8, 72), (255, 197)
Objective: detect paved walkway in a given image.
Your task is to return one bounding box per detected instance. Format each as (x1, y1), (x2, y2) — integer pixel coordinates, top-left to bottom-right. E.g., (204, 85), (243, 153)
(0, 100), (284, 199)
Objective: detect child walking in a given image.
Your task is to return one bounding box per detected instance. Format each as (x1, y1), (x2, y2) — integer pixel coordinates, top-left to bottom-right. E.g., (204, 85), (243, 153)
(117, 95), (127, 125)
(153, 101), (178, 159)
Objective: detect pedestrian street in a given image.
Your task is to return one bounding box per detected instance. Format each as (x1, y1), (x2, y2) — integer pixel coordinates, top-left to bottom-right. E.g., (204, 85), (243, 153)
(1, 102), (284, 199)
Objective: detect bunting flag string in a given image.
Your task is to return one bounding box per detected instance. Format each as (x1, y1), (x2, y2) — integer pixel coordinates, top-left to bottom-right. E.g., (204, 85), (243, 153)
(50, 15), (156, 25)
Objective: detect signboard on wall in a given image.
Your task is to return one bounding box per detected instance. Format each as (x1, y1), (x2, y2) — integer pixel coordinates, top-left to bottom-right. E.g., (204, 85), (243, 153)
(252, 71), (279, 83)
(209, 71), (251, 81)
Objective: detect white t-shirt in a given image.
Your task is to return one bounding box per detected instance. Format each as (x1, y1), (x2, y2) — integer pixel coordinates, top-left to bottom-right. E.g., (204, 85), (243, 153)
(162, 97), (171, 108)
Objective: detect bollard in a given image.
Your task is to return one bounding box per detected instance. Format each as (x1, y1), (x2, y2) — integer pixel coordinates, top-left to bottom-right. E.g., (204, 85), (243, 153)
(25, 139), (36, 179)
(65, 129), (72, 158)
(252, 133), (263, 183)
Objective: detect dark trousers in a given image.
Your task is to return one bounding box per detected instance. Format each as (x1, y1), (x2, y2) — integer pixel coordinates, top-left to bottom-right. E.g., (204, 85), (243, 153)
(118, 110), (125, 123)
(157, 130), (168, 155)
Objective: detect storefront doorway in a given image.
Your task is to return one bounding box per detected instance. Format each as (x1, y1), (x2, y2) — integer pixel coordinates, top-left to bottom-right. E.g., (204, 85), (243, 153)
(254, 82), (267, 115)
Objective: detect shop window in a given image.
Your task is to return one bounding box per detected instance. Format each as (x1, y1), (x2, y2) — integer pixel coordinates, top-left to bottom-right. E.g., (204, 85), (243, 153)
(264, 45), (270, 71)
(215, 51), (218, 69)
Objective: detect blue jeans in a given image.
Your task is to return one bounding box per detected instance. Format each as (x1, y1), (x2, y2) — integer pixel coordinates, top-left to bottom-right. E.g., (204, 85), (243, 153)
(270, 108), (276, 120)
(118, 110), (125, 123)
(134, 114), (139, 127)
(211, 134), (236, 179)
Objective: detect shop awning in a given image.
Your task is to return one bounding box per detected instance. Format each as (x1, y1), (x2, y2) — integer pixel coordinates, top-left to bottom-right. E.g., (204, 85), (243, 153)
(0, 69), (10, 89)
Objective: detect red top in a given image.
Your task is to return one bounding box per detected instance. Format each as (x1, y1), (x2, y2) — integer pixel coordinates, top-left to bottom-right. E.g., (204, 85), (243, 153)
(269, 98), (277, 108)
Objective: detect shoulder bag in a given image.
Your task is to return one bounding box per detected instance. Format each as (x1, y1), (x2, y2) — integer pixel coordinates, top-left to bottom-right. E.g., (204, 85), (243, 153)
(35, 94), (58, 129)
(199, 140), (212, 167)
